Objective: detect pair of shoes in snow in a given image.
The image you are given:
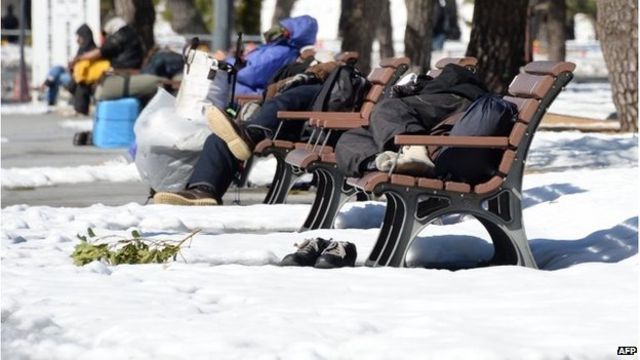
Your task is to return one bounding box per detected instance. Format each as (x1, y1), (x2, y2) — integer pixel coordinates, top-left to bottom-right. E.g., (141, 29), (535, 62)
(280, 238), (357, 269)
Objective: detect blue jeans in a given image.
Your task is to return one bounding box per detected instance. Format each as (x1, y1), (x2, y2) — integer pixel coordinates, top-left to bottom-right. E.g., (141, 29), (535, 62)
(188, 84), (323, 197)
(46, 65), (72, 105)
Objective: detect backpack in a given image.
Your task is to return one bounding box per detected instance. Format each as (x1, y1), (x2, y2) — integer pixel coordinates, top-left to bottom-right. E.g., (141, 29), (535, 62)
(434, 95), (517, 184)
(142, 50), (185, 79)
(311, 64), (370, 112)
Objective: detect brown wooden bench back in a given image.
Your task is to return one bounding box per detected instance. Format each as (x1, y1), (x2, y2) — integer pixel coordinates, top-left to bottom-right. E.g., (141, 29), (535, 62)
(348, 60), (575, 195)
(359, 57), (410, 120)
(474, 61), (576, 194)
(427, 57), (478, 78)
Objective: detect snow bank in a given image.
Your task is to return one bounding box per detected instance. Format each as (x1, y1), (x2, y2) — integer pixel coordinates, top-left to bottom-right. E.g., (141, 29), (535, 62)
(1, 165), (637, 359)
(1, 157), (141, 189)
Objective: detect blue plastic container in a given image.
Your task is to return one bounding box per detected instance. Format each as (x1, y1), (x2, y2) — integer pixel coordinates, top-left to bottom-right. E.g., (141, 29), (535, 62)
(93, 98), (141, 148)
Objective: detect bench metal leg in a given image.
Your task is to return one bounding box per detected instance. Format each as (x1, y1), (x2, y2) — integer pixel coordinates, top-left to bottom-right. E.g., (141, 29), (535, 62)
(300, 165), (358, 231)
(366, 186), (538, 269)
(263, 149), (297, 204)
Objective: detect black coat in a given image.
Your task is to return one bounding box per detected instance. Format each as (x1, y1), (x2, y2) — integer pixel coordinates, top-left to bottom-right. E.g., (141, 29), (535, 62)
(335, 64), (488, 177)
(100, 25), (145, 70)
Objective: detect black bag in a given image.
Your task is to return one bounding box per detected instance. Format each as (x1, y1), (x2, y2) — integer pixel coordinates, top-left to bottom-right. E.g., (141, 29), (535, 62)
(142, 50), (185, 79)
(269, 56), (317, 84)
(311, 64), (370, 112)
(434, 95), (517, 184)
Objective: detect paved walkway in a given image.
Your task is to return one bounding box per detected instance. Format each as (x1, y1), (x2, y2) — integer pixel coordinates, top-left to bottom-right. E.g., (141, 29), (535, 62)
(1, 111), (313, 207)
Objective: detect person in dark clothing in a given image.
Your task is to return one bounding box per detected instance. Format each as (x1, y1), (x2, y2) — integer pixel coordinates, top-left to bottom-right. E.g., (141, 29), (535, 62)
(152, 84), (324, 205)
(335, 63), (488, 177)
(1, 5), (19, 43)
(73, 17), (144, 71)
(432, 0), (461, 51)
(152, 60), (342, 206)
(41, 24), (97, 114)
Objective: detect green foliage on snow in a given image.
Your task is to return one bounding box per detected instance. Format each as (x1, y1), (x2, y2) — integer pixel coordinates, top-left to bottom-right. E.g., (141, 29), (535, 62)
(71, 228), (200, 266)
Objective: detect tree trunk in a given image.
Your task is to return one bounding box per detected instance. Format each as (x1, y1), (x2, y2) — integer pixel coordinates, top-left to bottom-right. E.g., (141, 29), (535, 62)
(340, 0), (384, 74)
(465, 0), (528, 93)
(377, 0), (395, 59)
(596, 0), (638, 132)
(115, 0), (155, 51)
(272, 0), (297, 25)
(547, 0), (566, 61)
(236, 0), (262, 35)
(404, 0), (433, 74)
(166, 0), (209, 34)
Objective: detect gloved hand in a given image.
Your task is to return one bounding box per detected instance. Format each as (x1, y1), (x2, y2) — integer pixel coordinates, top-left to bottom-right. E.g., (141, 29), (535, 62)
(263, 24), (287, 43)
(277, 73), (318, 94)
(389, 74), (432, 98)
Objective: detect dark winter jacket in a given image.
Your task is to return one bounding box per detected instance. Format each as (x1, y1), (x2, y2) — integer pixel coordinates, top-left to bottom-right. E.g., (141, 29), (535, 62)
(234, 15), (318, 95)
(100, 25), (145, 70)
(75, 24), (97, 56)
(335, 64), (488, 177)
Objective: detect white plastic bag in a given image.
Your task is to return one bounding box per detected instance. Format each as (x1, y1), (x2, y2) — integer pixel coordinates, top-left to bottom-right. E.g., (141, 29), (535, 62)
(175, 49), (230, 119)
(134, 88), (211, 192)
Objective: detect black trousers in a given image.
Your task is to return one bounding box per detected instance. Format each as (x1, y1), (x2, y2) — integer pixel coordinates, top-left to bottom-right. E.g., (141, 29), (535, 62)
(335, 93), (470, 177)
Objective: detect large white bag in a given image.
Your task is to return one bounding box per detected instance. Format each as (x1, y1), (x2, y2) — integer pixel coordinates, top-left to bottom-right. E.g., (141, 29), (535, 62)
(134, 88), (211, 192)
(175, 48), (230, 119)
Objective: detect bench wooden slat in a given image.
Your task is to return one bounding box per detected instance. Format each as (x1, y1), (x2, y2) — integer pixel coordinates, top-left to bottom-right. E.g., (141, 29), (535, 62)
(503, 96), (539, 124)
(445, 181), (471, 193)
(417, 177), (444, 190)
(508, 73), (555, 99)
(508, 123), (528, 148)
(524, 61), (576, 76)
(321, 152), (337, 163)
(435, 57), (478, 69)
(254, 139), (273, 154)
(394, 135), (510, 148)
(365, 85), (385, 102)
(319, 118), (369, 129)
(474, 176), (504, 194)
(350, 172), (389, 192)
(391, 174), (416, 187)
(498, 150), (517, 175)
(368, 67), (396, 85)
(379, 57), (410, 68)
(285, 148), (320, 168)
(273, 140), (295, 149)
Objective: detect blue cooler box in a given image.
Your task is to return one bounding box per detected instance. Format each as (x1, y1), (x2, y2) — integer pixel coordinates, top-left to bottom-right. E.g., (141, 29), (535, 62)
(93, 98), (141, 148)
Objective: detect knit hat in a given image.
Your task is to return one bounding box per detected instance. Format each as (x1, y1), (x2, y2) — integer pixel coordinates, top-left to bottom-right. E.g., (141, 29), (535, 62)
(104, 17), (127, 36)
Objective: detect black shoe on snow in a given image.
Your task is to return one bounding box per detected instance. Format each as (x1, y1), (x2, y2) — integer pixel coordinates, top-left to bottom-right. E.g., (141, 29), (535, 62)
(314, 241), (357, 269)
(280, 238), (332, 266)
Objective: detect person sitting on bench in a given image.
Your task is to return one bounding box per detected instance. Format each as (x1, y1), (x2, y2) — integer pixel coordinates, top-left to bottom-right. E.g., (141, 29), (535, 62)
(335, 63), (488, 178)
(152, 60), (344, 205)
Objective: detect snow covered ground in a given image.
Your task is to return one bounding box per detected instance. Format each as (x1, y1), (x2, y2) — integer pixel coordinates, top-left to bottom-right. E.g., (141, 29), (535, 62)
(2, 129), (638, 358)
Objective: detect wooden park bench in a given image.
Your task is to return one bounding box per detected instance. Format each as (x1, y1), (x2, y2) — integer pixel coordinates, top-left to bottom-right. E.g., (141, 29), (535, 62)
(283, 57), (478, 231)
(346, 61), (576, 268)
(252, 55), (408, 204)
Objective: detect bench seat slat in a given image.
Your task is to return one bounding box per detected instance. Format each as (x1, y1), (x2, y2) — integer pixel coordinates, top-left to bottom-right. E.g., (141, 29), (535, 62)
(391, 174), (416, 187)
(254, 139), (273, 154)
(445, 181), (471, 193)
(474, 176), (504, 194)
(508, 73), (555, 99)
(285, 148), (320, 168)
(319, 118), (369, 129)
(277, 111), (362, 120)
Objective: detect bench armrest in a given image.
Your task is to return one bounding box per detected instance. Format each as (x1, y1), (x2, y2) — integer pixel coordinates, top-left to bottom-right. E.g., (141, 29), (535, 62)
(394, 135), (510, 148)
(317, 118), (369, 130)
(277, 111), (363, 121)
(235, 95), (262, 105)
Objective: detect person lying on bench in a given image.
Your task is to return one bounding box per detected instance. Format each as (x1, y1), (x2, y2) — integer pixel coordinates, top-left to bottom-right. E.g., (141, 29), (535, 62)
(335, 63), (488, 178)
(152, 61), (344, 205)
